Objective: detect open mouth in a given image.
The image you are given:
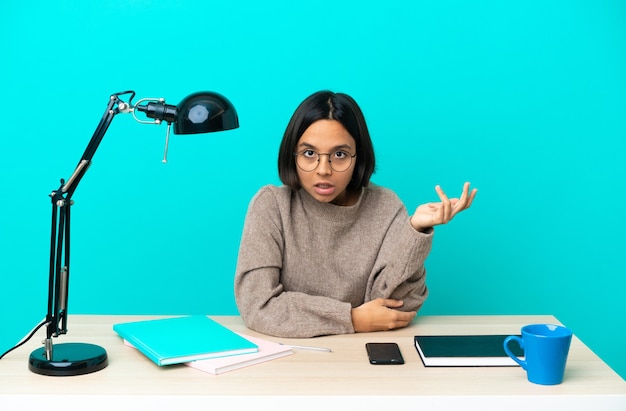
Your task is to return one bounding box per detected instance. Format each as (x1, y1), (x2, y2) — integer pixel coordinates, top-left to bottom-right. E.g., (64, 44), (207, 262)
(314, 183), (335, 196)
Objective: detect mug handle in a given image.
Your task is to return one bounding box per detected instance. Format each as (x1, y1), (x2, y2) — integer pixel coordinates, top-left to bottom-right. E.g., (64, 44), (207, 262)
(503, 335), (527, 369)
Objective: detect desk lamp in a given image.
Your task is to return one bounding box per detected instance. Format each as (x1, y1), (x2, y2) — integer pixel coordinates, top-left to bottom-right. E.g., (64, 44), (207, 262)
(27, 90), (239, 376)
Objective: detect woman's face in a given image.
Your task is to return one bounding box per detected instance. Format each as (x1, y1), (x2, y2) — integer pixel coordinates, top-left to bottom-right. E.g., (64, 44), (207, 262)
(295, 119), (357, 206)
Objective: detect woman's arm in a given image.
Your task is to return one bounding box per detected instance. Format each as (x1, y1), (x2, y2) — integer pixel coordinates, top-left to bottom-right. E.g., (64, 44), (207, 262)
(234, 188), (354, 337)
(364, 204), (433, 312)
(356, 183), (477, 331)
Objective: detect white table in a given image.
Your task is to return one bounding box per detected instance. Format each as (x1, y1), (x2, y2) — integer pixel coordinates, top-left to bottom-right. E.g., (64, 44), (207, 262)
(1, 314), (624, 410)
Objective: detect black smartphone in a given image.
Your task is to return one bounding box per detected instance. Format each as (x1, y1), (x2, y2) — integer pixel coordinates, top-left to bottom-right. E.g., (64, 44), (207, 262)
(365, 342), (404, 365)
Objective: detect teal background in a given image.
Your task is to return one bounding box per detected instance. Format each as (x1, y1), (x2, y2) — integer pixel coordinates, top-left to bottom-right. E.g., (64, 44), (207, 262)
(1, 1), (624, 380)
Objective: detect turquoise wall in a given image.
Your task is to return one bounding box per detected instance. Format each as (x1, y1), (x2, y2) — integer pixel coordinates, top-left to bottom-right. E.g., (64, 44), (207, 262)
(2, 1), (624, 379)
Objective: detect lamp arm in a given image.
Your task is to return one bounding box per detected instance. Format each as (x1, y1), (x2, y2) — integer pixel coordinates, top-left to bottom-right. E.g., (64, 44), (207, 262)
(62, 91), (135, 199)
(43, 91), (135, 355)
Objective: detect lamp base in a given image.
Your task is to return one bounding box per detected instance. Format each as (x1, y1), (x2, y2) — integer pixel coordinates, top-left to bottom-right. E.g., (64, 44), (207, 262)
(28, 342), (108, 376)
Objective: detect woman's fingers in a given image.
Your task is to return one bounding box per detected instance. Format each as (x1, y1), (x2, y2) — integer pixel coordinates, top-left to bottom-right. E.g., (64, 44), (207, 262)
(436, 182), (478, 222)
(435, 185), (452, 222)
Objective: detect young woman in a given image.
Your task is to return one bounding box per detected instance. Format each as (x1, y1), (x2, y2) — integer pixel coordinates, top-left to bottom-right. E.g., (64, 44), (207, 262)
(234, 91), (477, 338)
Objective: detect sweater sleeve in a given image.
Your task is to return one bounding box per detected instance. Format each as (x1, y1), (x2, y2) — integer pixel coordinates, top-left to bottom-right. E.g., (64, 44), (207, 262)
(364, 203), (433, 313)
(234, 187), (355, 338)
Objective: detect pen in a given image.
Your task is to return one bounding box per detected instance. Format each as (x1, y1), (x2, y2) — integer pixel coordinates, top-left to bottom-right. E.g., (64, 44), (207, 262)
(280, 343), (332, 352)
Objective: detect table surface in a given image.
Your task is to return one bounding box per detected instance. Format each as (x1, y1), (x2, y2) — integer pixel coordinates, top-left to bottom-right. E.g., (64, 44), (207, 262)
(1, 314), (625, 410)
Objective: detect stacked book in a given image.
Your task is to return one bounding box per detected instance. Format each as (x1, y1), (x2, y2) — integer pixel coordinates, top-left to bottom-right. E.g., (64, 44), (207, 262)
(113, 315), (293, 375)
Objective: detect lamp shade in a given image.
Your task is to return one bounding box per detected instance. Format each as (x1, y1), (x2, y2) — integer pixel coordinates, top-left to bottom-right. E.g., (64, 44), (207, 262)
(174, 92), (239, 134)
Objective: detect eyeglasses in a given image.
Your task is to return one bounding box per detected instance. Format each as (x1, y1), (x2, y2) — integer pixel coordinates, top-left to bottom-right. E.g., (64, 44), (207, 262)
(293, 149), (357, 172)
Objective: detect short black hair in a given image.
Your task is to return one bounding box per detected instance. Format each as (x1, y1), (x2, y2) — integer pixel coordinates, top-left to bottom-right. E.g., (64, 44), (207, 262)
(278, 90), (376, 190)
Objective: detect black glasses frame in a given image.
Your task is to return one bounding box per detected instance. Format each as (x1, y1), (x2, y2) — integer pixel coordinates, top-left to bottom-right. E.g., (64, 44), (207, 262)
(293, 150), (357, 172)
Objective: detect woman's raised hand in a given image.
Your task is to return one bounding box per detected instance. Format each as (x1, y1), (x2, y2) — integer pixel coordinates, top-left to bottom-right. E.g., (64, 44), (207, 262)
(410, 182), (477, 232)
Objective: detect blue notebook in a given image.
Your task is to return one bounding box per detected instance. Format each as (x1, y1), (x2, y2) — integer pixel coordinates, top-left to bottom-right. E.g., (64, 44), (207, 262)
(113, 316), (258, 366)
(414, 335), (523, 367)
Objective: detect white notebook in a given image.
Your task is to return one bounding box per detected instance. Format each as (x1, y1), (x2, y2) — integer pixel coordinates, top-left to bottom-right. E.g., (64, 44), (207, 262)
(185, 334), (294, 374)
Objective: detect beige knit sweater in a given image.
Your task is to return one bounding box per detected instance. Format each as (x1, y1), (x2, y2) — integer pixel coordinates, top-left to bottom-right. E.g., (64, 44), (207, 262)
(234, 184), (433, 337)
